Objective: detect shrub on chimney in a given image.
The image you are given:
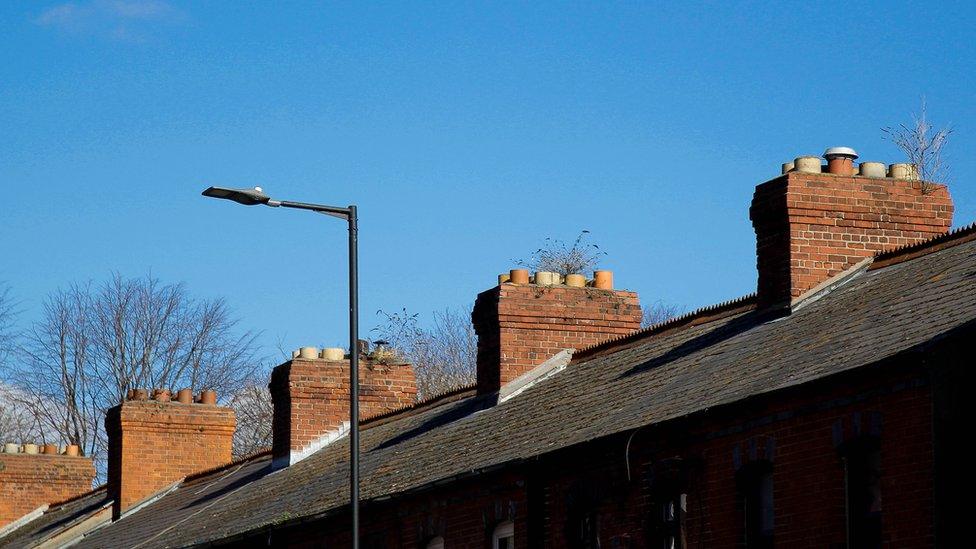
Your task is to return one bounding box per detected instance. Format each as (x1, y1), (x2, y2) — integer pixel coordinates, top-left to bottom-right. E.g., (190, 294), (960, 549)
(515, 230), (607, 276)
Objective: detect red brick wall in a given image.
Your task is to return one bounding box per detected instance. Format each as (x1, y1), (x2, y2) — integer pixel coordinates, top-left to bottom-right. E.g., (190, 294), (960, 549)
(750, 172), (952, 307)
(270, 358), (417, 466)
(233, 360), (936, 549)
(259, 471), (529, 548)
(0, 453), (95, 528)
(473, 284), (642, 394)
(539, 365), (934, 548)
(105, 398), (235, 518)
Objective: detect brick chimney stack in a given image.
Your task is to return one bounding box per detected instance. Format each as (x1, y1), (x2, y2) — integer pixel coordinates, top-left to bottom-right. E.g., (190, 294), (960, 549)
(472, 269), (642, 395)
(269, 346), (417, 469)
(105, 388), (235, 519)
(0, 444), (95, 528)
(751, 150), (953, 309)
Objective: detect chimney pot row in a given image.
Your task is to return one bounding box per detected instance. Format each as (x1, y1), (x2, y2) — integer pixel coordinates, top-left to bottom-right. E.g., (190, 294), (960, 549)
(499, 269), (615, 290)
(125, 387), (216, 405)
(782, 151), (921, 181)
(288, 347), (350, 361)
(1, 442), (82, 456)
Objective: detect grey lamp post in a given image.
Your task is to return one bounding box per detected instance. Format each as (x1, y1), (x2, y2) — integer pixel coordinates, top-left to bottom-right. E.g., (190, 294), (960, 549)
(201, 186), (361, 549)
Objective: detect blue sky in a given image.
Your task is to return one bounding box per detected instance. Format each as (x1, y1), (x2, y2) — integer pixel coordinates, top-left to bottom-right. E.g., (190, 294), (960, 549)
(2, 1), (974, 360)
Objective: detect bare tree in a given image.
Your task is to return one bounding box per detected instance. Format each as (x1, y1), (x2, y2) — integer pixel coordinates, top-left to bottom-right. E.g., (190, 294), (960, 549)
(516, 230), (607, 276)
(0, 385), (36, 444)
(641, 300), (682, 329)
(0, 283), (14, 370)
(372, 307), (477, 399)
(228, 382), (273, 457)
(3, 273), (263, 477)
(883, 98), (953, 193)
(0, 284), (33, 444)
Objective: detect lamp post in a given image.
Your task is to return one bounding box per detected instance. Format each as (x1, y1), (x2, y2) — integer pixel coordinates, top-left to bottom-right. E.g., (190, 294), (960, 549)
(201, 186), (361, 549)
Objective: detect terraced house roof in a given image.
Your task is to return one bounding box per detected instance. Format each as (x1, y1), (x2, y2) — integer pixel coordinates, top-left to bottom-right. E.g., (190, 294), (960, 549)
(7, 224), (970, 548)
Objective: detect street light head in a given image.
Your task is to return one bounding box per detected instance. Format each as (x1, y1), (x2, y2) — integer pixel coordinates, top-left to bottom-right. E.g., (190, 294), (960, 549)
(201, 186), (272, 206)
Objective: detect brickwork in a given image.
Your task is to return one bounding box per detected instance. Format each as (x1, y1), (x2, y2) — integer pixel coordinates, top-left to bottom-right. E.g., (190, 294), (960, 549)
(751, 172), (952, 308)
(0, 453), (95, 528)
(235, 359), (937, 549)
(249, 471), (529, 548)
(472, 284), (642, 394)
(270, 357), (417, 465)
(105, 399), (235, 518)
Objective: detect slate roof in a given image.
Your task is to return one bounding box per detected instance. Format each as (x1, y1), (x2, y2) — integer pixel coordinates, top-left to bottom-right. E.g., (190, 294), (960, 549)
(0, 487), (110, 548)
(8, 226), (976, 548)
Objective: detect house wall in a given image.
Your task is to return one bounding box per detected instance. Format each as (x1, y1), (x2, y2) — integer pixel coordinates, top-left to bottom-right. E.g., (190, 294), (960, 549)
(229, 356), (936, 548)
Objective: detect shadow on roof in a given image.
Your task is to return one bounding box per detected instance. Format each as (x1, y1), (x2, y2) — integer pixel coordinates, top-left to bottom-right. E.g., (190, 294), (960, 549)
(176, 460), (272, 512)
(374, 392), (497, 451)
(619, 311), (768, 380)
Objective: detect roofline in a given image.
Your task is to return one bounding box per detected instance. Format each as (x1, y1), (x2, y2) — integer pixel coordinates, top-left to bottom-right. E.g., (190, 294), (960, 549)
(0, 504), (48, 540)
(572, 293), (758, 362)
(184, 449), (272, 483)
(44, 484), (108, 509)
(360, 384), (478, 429)
(870, 221), (976, 271)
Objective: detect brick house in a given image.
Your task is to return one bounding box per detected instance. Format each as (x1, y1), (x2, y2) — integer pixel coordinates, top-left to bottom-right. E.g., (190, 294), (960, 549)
(1, 150), (972, 547)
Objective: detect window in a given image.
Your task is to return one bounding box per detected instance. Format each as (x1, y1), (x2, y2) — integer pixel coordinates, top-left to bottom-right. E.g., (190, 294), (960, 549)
(493, 520), (514, 549)
(843, 438), (882, 549)
(426, 536), (445, 549)
(649, 458), (689, 549)
(660, 493), (687, 549)
(738, 462), (773, 549)
(576, 511), (599, 548)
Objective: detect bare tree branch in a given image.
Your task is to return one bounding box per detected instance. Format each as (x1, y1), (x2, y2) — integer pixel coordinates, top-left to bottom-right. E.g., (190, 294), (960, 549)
(3, 273), (264, 479)
(228, 383), (273, 457)
(515, 230), (607, 276)
(372, 307), (477, 399)
(882, 98), (953, 194)
(641, 300), (683, 329)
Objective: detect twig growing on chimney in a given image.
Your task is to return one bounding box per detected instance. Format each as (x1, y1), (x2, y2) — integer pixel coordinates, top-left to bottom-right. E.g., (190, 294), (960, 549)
(515, 230), (607, 276)
(882, 98), (953, 194)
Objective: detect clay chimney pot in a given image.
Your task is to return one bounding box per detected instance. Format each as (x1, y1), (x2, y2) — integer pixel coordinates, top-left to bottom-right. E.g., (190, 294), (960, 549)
(823, 147), (859, 176)
(176, 388), (193, 404)
(593, 270), (614, 290)
(509, 269), (529, 284)
(199, 389), (217, 406)
(565, 273), (587, 288)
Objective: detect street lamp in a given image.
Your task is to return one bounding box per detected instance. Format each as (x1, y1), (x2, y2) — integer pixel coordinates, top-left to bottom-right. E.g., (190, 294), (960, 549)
(201, 186), (361, 548)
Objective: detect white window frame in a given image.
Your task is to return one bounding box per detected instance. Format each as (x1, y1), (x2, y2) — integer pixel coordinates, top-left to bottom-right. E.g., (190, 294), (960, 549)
(492, 520), (515, 549)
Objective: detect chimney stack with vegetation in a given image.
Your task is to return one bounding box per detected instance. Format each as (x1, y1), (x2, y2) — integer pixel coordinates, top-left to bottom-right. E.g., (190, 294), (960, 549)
(269, 346), (417, 469)
(472, 269), (642, 395)
(751, 147), (953, 309)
